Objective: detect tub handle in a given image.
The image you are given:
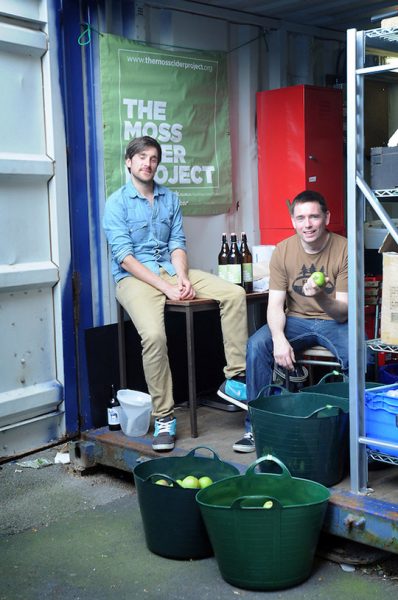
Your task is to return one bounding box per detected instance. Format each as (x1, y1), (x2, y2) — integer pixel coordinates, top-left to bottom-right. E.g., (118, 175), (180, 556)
(144, 473), (180, 486)
(245, 455), (292, 479)
(231, 495), (282, 510)
(316, 370), (346, 385)
(256, 384), (287, 398)
(186, 446), (222, 462)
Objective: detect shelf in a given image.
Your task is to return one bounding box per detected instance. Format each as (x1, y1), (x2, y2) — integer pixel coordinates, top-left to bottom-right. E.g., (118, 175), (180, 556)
(366, 338), (398, 353)
(365, 26), (398, 45)
(374, 189), (398, 198)
(365, 26), (398, 59)
(368, 449), (398, 466)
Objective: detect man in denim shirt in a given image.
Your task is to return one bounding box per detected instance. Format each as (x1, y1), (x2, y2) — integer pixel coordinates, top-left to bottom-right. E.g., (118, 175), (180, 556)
(103, 136), (248, 451)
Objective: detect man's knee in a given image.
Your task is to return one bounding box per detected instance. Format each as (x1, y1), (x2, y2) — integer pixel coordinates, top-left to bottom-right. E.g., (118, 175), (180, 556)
(234, 285), (247, 300)
(142, 328), (167, 350)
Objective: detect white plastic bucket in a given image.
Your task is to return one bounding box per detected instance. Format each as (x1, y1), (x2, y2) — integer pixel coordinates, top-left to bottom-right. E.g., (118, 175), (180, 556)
(117, 389), (152, 437)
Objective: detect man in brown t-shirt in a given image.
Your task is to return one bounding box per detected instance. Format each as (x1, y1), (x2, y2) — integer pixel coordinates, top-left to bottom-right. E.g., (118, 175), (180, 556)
(232, 190), (348, 452)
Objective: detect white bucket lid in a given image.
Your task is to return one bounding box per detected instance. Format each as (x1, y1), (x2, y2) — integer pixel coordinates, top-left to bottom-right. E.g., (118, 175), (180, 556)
(117, 389), (151, 407)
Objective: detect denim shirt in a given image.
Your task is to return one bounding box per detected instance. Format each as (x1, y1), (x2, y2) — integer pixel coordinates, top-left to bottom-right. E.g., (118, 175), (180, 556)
(103, 180), (187, 283)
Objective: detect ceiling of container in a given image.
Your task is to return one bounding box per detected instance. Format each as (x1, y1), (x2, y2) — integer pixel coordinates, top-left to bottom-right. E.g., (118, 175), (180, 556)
(190, 1), (398, 32)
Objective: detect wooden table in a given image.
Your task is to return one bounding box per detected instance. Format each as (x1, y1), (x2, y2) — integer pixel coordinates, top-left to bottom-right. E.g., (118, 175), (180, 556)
(117, 291), (268, 437)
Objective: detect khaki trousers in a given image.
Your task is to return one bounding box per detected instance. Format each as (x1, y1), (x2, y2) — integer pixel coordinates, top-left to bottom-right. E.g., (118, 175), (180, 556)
(116, 269), (248, 418)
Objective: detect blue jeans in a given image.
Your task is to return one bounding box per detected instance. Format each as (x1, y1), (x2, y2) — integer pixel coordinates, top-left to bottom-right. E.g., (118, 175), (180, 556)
(244, 317), (349, 432)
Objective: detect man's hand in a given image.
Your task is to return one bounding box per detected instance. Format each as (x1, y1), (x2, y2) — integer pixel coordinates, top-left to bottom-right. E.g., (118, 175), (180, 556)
(163, 282), (186, 301)
(177, 275), (196, 300)
(273, 336), (296, 371)
(303, 276), (330, 297)
(162, 276), (195, 301)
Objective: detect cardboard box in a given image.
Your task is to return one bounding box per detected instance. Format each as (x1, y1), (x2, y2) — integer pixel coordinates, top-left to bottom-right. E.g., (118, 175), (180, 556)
(381, 17), (398, 27)
(379, 234), (398, 344)
(252, 245), (275, 292)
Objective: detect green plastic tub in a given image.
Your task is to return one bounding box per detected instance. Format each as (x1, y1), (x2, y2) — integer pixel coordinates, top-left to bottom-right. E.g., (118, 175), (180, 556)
(249, 385), (349, 486)
(133, 446), (239, 559)
(302, 371), (380, 398)
(196, 455), (330, 591)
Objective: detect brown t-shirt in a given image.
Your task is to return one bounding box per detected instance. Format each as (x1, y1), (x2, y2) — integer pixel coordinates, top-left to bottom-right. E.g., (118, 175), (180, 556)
(269, 232), (348, 320)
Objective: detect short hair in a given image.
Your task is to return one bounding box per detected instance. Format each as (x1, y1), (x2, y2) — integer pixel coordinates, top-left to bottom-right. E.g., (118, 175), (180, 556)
(290, 190), (329, 215)
(124, 136), (162, 163)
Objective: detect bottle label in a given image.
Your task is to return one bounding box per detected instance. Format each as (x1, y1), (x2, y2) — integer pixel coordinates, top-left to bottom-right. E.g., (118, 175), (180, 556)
(107, 407), (120, 425)
(218, 264), (228, 280)
(242, 263), (253, 282)
(227, 264), (242, 284)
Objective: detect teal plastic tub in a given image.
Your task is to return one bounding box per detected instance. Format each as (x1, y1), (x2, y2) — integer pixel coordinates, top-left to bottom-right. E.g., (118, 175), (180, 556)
(133, 446), (239, 559)
(196, 456), (329, 591)
(303, 372), (380, 398)
(249, 385), (349, 486)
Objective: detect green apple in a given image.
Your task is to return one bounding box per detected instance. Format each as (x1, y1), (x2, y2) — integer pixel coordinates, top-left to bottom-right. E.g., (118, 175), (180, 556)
(176, 479), (184, 487)
(310, 271), (326, 287)
(181, 475), (200, 489)
(155, 479), (170, 486)
(262, 500), (274, 509)
(198, 476), (213, 489)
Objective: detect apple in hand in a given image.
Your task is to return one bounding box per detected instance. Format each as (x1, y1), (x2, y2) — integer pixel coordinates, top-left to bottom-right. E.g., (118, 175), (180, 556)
(310, 271), (326, 287)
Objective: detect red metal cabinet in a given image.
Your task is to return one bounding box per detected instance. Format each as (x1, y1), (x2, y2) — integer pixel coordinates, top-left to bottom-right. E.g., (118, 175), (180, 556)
(257, 85), (345, 244)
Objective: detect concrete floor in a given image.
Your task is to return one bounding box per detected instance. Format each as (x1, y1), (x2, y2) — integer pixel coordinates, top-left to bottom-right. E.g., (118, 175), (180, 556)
(1, 408), (398, 600)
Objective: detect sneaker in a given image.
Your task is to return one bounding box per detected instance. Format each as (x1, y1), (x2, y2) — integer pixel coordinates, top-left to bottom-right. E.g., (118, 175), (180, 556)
(152, 416), (176, 451)
(233, 432), (255, 453)
(217, 375), (247, 409)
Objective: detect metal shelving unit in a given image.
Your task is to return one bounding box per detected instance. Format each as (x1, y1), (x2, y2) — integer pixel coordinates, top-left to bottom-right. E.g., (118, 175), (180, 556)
(347, 26), (398, 492)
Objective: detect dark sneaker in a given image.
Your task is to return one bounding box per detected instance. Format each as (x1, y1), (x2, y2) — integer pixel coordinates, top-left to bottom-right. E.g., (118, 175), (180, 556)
(217, 375), (247, 409)
(152, 416), (176, 451)
(233, 432), (255, 453)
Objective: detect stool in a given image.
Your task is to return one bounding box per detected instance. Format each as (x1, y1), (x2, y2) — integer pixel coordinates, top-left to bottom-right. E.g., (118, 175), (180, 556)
(295, 346), (341, 385)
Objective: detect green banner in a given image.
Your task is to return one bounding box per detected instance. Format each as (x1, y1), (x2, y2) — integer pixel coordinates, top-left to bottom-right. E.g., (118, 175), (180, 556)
(100, 34), (232, 215)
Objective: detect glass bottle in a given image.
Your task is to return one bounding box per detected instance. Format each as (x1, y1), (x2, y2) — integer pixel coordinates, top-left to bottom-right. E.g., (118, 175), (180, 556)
(241, 232), (253, 293)
(227, 233), (242, 285)
(218, 233), (229, 280)
(107, 384), (121, 431)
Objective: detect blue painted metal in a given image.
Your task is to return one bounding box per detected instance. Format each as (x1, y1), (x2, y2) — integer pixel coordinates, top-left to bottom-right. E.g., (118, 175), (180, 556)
(50, 0), (79, 436)
(325, 489), (398, 553)
(82, 2), (105, 326)
(58, 0), (95, 430)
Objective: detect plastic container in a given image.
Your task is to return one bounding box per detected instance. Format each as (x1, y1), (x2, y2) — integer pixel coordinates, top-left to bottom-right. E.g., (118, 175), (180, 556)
(133, 447), (239, 559)
(303, 372), (380, 398)
(249, 385), (349, 486)
(365, 383), (398, 456)
(378, 363), (398, 385)
(196, 455), (330, 591)
(116, 389), (152, 437)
